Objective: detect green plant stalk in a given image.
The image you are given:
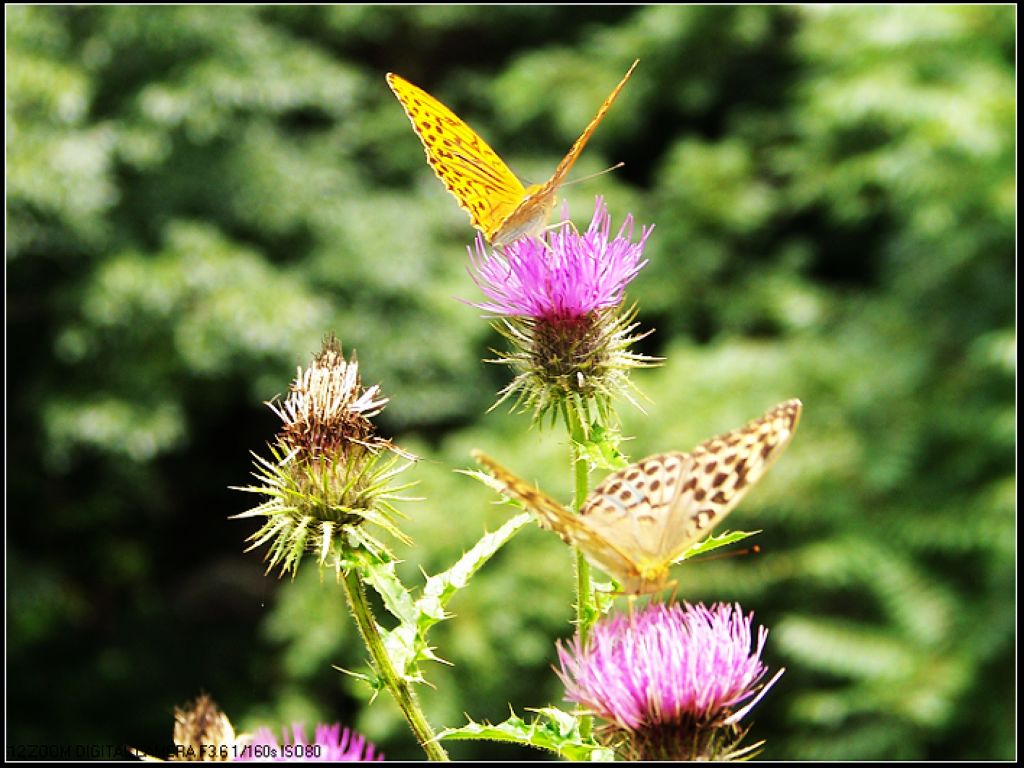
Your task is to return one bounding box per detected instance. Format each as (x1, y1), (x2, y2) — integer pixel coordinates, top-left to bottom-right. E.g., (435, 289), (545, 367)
(341, 567), (449, 761)
(563, 404), (594, 743)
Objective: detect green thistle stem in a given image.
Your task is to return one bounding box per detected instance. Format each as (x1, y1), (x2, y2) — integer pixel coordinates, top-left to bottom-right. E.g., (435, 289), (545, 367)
(340, 567), (449, 761)
(564, 404), (594, 742)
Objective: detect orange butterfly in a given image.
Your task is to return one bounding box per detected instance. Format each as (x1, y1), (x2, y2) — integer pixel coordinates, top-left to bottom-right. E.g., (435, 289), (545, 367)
(386, 60), (639, 247)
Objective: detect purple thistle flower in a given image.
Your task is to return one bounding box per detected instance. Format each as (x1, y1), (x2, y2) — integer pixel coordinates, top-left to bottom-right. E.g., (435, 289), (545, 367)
(467, 197), (651, 322)
(237, 722), (382, 762)
(557, 602), (783, 760)
(464, 198), (659, 428)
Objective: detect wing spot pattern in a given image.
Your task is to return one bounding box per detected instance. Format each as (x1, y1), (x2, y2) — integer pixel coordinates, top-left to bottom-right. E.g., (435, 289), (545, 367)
(471, 398), (801, 596)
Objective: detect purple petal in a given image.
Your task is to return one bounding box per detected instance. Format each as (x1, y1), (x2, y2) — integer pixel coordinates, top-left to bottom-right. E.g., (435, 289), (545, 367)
(465, 197), (651, 320)
(557, 602), (774, 732)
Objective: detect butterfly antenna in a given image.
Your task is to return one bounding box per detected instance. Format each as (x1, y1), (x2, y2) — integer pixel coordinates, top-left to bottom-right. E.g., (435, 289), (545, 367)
(535, 162), (624, 241)
(560, 161), (626, 189)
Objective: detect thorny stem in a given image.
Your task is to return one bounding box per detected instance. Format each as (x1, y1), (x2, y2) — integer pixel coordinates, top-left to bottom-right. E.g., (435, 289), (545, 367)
(341, 567), (449, 761)
(563, 403), (595, 742)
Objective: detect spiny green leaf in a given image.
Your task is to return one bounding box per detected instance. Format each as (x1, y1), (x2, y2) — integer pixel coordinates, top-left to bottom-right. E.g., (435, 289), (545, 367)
(677, 529), (761, 563)
(459, 466), (519, 500)
(416, 512), (532, 633)
(379, 621), (432, 685)
(436, 708), (614, 761)
(573, 422), (629, 472)
(350, 513), (531, 687)
(592, 581), (619, 617)
(354, 551), (417, 626)
(332, 664), (383, 698)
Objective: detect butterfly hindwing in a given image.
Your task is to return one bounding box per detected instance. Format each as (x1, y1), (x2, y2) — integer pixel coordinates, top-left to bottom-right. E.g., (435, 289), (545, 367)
(579, 452), (691, 563)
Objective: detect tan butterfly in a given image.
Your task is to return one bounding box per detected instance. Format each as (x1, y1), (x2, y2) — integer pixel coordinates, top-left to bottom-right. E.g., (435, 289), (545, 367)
(386, 60), (638, 247)
(474, 399), (802, 594)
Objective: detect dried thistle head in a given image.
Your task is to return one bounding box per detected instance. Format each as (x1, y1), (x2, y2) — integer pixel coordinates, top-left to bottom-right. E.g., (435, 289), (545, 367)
(171, 693), (239, 761)
(269, 336), (395, 460)
(233, 336), (416, 579)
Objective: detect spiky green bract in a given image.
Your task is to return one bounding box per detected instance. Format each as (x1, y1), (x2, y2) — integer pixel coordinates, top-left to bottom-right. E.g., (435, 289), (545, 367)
(232, 440), (415, 578)
(489, 303), (659, 433)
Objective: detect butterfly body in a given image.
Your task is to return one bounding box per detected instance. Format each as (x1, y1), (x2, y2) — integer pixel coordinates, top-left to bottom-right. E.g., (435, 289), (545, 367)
(475, 399), (802, 594)
(386, 60), (638, 246)
(484, 184), (557, 248)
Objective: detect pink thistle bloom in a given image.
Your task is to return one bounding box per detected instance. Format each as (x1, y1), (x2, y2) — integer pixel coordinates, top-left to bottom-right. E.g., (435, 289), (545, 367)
(557, 602), (782, 760)
(467, 197), (651, 322)
(237, 723), (382, 762)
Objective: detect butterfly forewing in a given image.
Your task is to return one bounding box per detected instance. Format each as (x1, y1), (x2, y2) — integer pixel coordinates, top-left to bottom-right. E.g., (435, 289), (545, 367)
(490, 60), (639, 246)
(577, 400), (801, 575)
(660, 398), (803, 564)
(386, 73), (527, 239)
(542, 59), (639, 196)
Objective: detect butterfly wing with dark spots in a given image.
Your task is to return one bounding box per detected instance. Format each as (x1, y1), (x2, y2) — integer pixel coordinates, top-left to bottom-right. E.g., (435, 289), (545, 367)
(386, 73), (528, 240)
(660, 399), (803, 564)
(471, 399), (801, 596)
(579, 452), (689, 560)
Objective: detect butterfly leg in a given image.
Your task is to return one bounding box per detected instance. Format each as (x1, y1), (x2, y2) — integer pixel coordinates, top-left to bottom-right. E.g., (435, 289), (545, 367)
(543, 218), (579, 238)
(535, 219), (579, 257)
(666, 579), (680, 605)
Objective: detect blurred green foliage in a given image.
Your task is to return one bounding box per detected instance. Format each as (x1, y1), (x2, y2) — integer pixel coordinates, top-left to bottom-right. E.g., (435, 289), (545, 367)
(7, 5), (1014, 761)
